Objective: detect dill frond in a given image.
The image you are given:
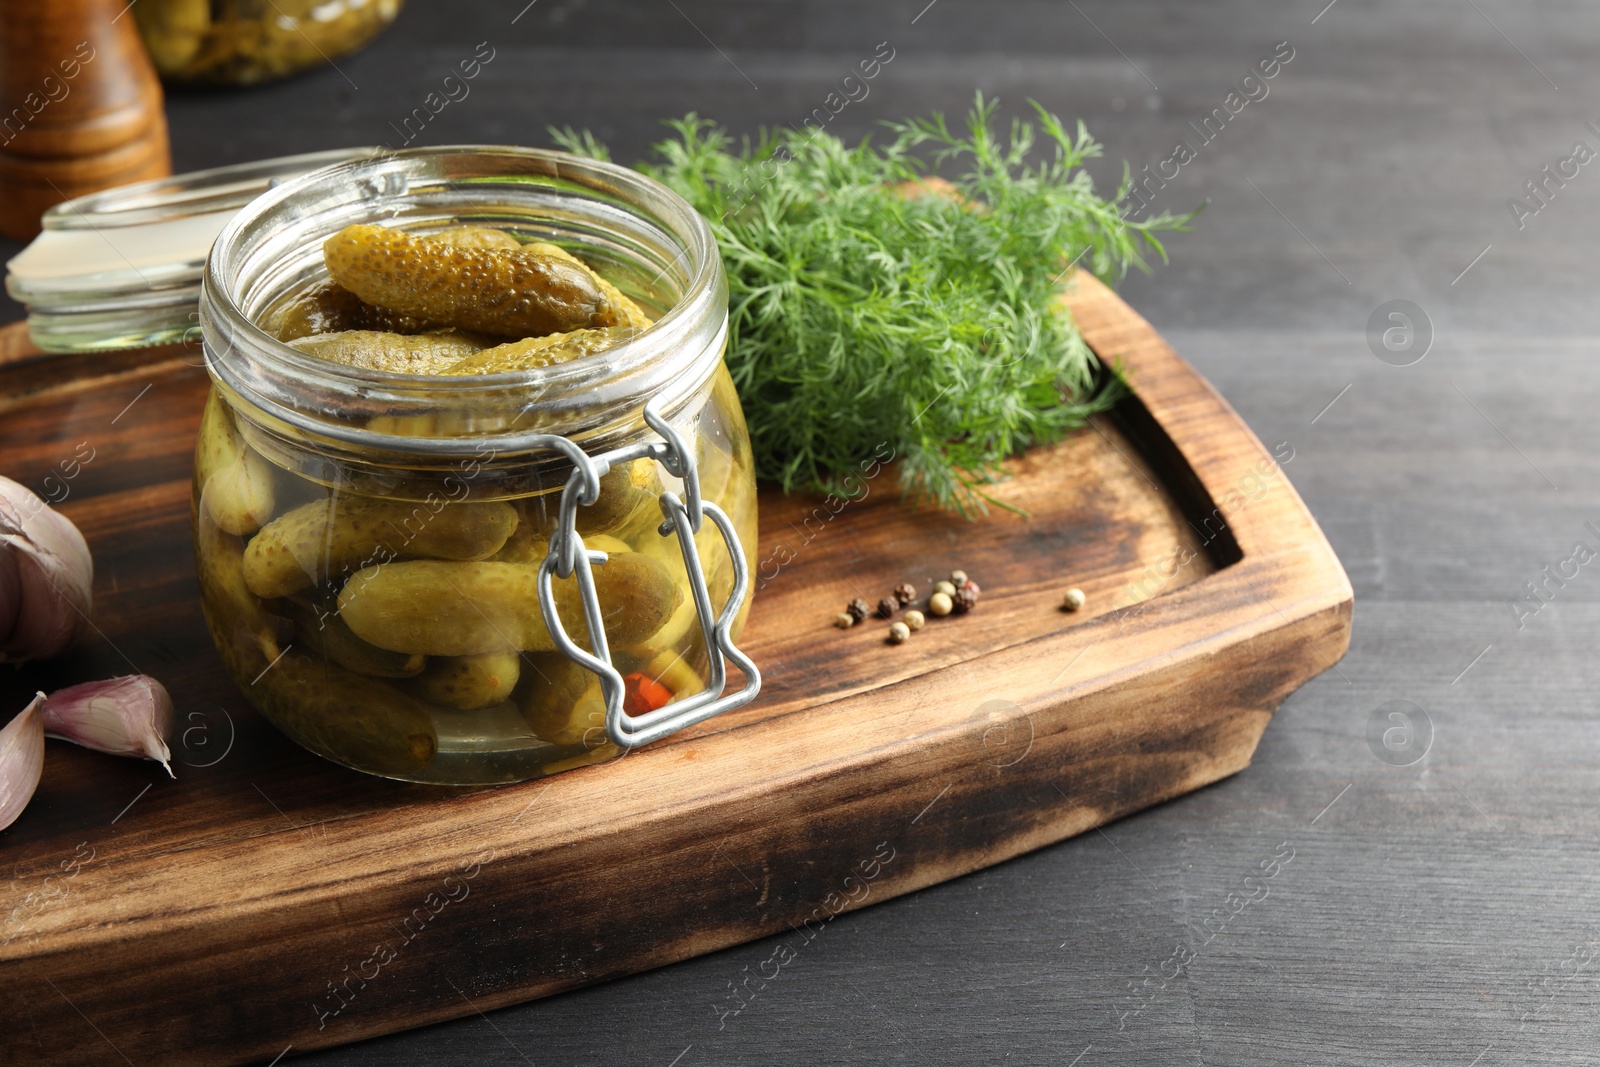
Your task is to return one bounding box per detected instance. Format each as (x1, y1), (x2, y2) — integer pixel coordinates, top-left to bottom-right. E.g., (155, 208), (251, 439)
(554, 96), (1193, 517)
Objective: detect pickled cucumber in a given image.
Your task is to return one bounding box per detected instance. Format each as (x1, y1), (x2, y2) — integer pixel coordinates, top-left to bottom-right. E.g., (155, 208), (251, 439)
(281, 596), (425, 679)
(196, 391), (276, 536)
(252, 649), (437, 777)
(488, 464), (657, 564)
(625, 582), (700, 664)
(523, 242), (653, 330)
(203, 514), (441, 776)
(515, 651), (592, 739)
(444, 326), (640, 375)
(273, 228), (546, 341)
(337, 552), (681, 656)
(134, 0), (209, 76)
(323, 224), (618, 338)
(195, 511), (283, 682)
(270, 280), (437, 342)
(489, 496), (556, 563)
(430, 225), (523, 250)
(526, 676), (606, 746)
(493, 528), (630, 568)
(242, 497), (517, 598)
(524, 461), (654, 544)
(288, 329), (489, 375)
(414, 652), (521, 710)
(582, 460), (660, 535)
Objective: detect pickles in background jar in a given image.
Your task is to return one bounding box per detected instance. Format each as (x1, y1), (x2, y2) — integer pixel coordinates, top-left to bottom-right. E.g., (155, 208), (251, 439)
(136, 0), (405, 85)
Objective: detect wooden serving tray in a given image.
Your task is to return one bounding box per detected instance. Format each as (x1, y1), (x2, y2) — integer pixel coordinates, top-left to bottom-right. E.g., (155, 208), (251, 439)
(0, 276), (1351, 1065)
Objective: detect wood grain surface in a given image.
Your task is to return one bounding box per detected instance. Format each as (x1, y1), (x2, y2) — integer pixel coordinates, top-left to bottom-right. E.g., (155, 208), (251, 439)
(0, 273), (1347, 1065)
(4, 2), (1591, 1065)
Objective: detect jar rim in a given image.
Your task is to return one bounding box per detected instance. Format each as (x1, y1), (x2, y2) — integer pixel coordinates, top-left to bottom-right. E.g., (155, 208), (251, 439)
(200, 144), (727, 463)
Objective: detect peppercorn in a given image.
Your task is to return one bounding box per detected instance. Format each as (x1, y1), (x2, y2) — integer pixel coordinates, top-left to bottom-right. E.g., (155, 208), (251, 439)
(950, 569), (969, 586)
(846, 598), (870, 623)
(953, 580), (979, 614)
(894, 581), (917, 606)
(1062, 587), (1086, 612)
(904, 609), (926, 631)
(834, 612), (856, 629)
(928, 591), (953, 617)
(876, 596), (898, 619)
(933, 580), (957, 598)
(888, 621), (910, 644)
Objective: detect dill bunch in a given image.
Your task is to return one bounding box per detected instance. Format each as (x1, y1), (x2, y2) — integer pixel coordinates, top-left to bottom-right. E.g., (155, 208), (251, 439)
(552, 97), (1192, 517)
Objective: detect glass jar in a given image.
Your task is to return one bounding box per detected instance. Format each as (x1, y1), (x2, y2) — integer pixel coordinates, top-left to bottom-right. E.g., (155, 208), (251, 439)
(193, 146), (760, 785)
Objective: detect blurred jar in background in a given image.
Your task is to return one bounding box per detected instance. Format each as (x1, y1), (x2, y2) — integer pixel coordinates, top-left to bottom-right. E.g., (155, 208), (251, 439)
(135, 0), (403, 85)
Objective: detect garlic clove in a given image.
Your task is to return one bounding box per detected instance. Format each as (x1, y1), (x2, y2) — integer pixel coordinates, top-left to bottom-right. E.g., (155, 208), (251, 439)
(3, 545), (90, 663)
(0, 694), (45, 832)
(41, 676), (176, 778)
(0, 475), (94, 663)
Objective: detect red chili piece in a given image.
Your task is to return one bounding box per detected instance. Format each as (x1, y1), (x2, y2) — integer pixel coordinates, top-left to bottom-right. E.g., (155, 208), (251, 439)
(623, 672), (673, 715)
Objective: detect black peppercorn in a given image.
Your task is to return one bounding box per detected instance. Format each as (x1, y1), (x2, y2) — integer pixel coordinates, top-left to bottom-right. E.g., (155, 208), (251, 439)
(877, 596), (898, 619)
(846, 598), (870, 623)
(952, 580), (979, 614)
(894, 581), (917, 606)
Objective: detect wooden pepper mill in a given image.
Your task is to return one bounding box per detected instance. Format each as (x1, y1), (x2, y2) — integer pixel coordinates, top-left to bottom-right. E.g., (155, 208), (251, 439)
(0, 0), (171, 241)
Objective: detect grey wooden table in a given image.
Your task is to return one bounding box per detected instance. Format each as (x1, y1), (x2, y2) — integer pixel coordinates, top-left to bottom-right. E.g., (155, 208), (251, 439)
(10, 2), (1598, 1063)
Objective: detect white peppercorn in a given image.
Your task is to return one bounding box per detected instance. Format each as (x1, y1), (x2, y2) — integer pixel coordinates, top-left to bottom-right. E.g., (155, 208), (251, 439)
(928, 591), (953, 617)
(904, 609), (925, 631)
(1062, 587), (1086, 612)
(888, 621), (911, 644)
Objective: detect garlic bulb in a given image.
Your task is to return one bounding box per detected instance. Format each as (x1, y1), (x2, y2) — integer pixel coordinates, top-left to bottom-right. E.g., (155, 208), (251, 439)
(0, 543), (19, 652)
(41, 676), (175, 777)
(0, 694), (45, 832)
(0, 476), (94, 663)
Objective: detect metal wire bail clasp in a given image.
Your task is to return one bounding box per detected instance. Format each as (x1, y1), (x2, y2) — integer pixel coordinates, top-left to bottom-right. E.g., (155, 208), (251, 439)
(534, 398), (761, 750)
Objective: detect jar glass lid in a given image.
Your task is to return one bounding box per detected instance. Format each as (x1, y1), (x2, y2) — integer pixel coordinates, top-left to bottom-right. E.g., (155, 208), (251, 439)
(5, 148), (376, 353)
